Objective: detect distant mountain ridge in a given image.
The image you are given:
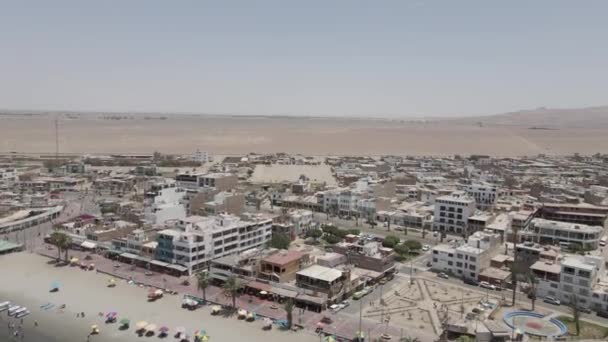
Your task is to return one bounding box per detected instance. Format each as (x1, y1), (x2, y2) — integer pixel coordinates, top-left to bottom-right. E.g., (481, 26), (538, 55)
(446, 106), (608, 128)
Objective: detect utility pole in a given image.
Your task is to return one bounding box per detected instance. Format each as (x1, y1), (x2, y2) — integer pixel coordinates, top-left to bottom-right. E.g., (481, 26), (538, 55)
(358, 297), (363, 342)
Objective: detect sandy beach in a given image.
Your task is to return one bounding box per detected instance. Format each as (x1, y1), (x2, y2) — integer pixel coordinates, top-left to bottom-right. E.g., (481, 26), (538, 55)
(2, 116), (608, 156)
(0, 252), (317, 342)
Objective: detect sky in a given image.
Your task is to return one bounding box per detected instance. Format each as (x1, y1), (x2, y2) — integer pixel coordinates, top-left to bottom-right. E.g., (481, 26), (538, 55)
(1, 1), (607, 117)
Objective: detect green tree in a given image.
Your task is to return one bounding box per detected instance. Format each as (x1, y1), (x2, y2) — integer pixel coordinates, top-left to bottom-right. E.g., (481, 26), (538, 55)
(324, 234), (341, 245)
(284, 298), (294, 329)
(403, 240), (422, 250)
(269, 232), (291, 250)
(62, 233), (73, 262)
(522, 272), (538, 311)
(383, 235), (400, 248)
(393, 244), (410, 256)
(569, 294), (581, 336)
(223, 276), (241, 311)
(197, 271), (210, 303)
(347, 229), (361, 236)
(49, 231), (68, 261)
(306, 229), (323, 241)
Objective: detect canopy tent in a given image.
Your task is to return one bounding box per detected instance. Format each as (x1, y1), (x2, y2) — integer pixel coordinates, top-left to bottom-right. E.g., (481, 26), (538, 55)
(80, 241), (97, 249)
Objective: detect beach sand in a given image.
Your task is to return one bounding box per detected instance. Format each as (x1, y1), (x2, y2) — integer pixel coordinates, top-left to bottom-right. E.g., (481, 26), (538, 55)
(0, 252), (317, 342)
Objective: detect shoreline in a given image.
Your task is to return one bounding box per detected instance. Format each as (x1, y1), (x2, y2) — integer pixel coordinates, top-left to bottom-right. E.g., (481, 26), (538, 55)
(0, 252), (317, 342)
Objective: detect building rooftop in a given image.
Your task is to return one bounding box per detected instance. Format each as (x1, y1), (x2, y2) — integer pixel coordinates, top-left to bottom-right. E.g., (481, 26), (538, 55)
(263, 250), (304, 266)
(296, 264), (342, 282)
(530, 260), (561, 274)
(532, 218), (604, 234)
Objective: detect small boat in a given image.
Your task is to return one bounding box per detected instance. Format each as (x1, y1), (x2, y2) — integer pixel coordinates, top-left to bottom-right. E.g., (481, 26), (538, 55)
(16, 310), (30, 319)
(8, 305), (22, 316)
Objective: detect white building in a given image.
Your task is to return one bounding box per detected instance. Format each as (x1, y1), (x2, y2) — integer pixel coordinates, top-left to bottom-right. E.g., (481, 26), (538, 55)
(0, 168), (18, 183)
(431, 231), (501, 281)
(521, 218), (605, 250)
(192, 150), (213, 163)
(465, 182), (499, 210)
(144, 187), (187, 224)
(155, 213), (272, 275)
(288, 209), (314, 236)
(532, 254), (608, 312)
(433, 191), (476, 235)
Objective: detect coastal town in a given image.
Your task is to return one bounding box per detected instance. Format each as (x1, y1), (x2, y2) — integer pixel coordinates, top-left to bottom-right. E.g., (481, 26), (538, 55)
(1, 151), (608, 341)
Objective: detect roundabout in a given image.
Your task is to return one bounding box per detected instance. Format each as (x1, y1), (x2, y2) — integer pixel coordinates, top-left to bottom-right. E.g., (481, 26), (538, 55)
(503, 311), (568, 338)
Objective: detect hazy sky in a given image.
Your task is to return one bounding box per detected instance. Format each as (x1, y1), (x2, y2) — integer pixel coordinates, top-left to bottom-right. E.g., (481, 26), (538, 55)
(1, 1), (607, 117)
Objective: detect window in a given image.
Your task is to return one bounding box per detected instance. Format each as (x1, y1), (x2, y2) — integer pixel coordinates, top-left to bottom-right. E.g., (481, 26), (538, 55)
(563, 276), (573, 284)
(456, 262), (463, 267)
(563, 285), (573, 293)
(448, 253), (453, 257)
(448, 261), (453, 266)
(579, 289), (589, 296)
(470, 272), (475, 278)
(579, 279), (589, 287)
(469, 256), (476, 262)
(469, 265), (475, 271)
(457, 254), (463, 259)
(440, 206), (446, 211)
(578, 270), (591, 278)
(457, 208), (463, 213)
(433, 251), (438, 254)
(457, 215), (462, 219)
(433, 258), (438, 262)
(550, 283), (558, 288)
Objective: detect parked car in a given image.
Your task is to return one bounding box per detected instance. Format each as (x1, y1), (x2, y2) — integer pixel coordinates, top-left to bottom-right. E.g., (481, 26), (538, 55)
(463, 278), (479, 286)
(597, 310), (608, 318)
(438, 272), (449, 279)
(426, 261), (432, 267)
(577, 306), (592, 314)
(341, 300), (350, 308)
(422, 245), (430, 252)
(479, 281), (496, 290)
(543, 296), (561, 305)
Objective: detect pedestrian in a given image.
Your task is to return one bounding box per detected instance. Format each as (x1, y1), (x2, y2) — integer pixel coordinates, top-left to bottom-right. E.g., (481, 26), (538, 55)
(34, 321), (38, 327)
(81, 312), (85, 318)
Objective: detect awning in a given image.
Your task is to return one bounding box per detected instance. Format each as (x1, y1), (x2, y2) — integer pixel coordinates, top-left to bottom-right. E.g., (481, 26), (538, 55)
(150, 260), (169, 267)
(296, 293), (326, 305)
(134, 255), (152, 263)
(270, 287), (298, 298)
(120, 252), (138, 259)
(167, 264), (188, 272)
(245, 281), (271, 292)
(81, 241), (97, 249)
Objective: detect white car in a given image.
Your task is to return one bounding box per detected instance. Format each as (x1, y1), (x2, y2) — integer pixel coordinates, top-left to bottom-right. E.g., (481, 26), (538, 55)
(422, 245), (430, 251)
(479, 281), (496, 290)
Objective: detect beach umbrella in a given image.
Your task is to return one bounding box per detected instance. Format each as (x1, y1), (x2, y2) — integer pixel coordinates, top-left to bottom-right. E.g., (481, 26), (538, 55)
(175, 326), (186, 334)
(135, 321), (148, 330)
(106, 312), (117, 318)
(145, 324), (157, 331)
(195, 329), (206, 337)
(201, 335), (209, 342)
(50, 281), (61, 290)
(325, 336), (336, 342)
(119, 318), (130, 325)
(211, 305), (221, 314)
(159, 326), (169, 333)
(91, 325), (98, 330)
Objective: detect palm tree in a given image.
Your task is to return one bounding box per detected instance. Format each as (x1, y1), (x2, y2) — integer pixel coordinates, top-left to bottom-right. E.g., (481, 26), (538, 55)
(62, 234), (73, 262)
(197, 271), (210, 304)
(222, 276), (241, 311)
(569, 294), (581, 336)
(284, 298), (294, 329)
(48, 231), (65, 261)
(511, 225), (519, 306)
(524, 272), (538, 311)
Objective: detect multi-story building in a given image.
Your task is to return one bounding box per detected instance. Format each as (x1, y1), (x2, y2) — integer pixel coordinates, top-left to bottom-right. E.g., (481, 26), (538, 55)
(258, 250), (306, 283)
(175, 172), (237, 191)
(154, 213), (272, 275)
(144, 187), (187, 224)
(520, 218), (604, 250)
(201, 191), (245, 216)
(192, 150), (213, 164)
(433, 191), (476, 235)
(431, 231), (501, 281)
(332, 241), (395, 273)
(465, 182), (499, 209)
(537, 203), (608, 228)
(287, 209), (314, 236)
(533, 254), (608, 312)
(295, 264), (348, 302)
